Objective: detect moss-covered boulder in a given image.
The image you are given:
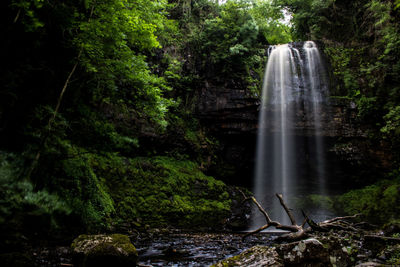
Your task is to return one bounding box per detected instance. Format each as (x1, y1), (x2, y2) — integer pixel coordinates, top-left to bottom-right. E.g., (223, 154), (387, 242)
(71, 234), (138, 267)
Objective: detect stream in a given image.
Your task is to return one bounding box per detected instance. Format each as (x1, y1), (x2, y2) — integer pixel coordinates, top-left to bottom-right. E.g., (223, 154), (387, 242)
(135, 231), (275, 266)
(30, 231), (281, 266)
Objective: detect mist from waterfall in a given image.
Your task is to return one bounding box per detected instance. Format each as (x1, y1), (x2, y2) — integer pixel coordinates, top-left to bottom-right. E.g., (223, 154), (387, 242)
(251, 41), (329, 229)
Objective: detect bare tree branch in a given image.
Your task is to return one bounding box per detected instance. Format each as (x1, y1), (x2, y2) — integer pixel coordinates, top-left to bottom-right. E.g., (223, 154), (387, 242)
(242, 192), (307, 241)
(276, 193), (297, 225)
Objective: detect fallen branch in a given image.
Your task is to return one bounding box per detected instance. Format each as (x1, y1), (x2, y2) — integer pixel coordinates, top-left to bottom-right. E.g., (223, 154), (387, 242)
(316, 214), (362, 232)
(242, 193), (366, 242)
(302, 210), (329, 233)
(322, 214), (362, 224)
(276, 193), (297, 225)
(242, 193), (307, 241)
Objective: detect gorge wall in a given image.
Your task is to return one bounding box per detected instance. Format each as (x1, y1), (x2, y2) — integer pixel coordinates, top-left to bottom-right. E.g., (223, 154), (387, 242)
(195, 80), (390, 190)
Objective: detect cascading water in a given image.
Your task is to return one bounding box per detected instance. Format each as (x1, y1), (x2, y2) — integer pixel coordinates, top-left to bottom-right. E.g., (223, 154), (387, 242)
(251, 41), (329, 228)
(303, 41), (328, 197)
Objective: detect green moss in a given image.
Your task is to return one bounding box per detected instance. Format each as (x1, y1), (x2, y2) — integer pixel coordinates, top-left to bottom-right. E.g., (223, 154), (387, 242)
(71, 234), (138, 267)
(54, 145), (115, 231)
(96, 234), (136, 256)
(72, 234), (137, 255)
(88, 153), (231, 228)
(2, 137), (230, 232)
(335, 178), (400, 224)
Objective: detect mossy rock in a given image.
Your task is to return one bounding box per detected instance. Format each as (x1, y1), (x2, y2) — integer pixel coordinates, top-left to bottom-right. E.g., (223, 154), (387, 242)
(71, 234), (138, 267)
(91, 154), (232, 228)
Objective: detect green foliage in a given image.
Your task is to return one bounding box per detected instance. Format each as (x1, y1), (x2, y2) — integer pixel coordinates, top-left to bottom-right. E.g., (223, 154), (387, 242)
(381, 106), (400, 137)
(27, 136), (231, 230)
(387, 245), (400, 265)
(59, 150), (115, 230)
(335, 178), (400, 224)
(4, 0), (177, 145)
(173, 0), (292, 97)
(198, 0), (264, 76)
(74, 0), (175, 128)
(323, 46), (360, 96)
(0, 151), (72, 231)
(281, 0), (400, 101)
(356, 96), (378, 121)
(396, 0), (400, 10)
(323, 44), (381, 121)
(381, 106), (400, 161)
(11, 0), (45, 31)
(275, 0), (344, 41)
(250, 0), (292, 44)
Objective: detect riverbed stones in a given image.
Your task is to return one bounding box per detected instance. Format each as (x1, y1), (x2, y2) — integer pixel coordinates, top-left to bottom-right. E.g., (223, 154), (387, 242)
(212, 245), (283, 267)
(214, 237), (351, 267)
(71, 234), (138, 267)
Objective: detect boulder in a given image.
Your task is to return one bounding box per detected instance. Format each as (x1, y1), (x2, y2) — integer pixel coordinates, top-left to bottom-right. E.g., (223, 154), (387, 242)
(276, 237), (350, 267)
(277, 238), (333, 266)
(71, 234), (138, 267)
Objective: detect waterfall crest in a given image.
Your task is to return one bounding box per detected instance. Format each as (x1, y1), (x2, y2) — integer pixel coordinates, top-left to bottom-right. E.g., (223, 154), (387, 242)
(252, 41), (329, 228)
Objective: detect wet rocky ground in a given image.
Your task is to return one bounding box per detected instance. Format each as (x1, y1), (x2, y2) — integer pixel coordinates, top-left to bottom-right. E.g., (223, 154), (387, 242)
(10, 226), (400, 266)
(26, 231), (276, 266)
(135, 231), (275, 266)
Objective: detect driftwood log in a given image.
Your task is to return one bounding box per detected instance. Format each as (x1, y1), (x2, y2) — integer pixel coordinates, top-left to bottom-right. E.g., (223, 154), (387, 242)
(241, 191), (365, 241)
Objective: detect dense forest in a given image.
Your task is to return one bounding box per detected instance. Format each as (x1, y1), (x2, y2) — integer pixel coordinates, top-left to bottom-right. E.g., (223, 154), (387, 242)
(1, 0), (400, 266)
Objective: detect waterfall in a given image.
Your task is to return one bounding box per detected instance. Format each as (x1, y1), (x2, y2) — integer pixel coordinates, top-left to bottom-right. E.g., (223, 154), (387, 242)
(251, 41), (329, 229)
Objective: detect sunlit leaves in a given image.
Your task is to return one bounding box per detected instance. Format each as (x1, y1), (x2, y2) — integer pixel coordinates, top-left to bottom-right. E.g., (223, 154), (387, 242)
(250, 0), (292, 44)
(396, 0), (400, 10)
(74, 0), (174, 127)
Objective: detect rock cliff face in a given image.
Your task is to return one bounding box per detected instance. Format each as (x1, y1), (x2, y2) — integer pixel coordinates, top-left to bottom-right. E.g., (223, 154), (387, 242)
(195, 83), (364, 138)
(196, 81), (389, 189)
(195, 81), (259, 186)
(196, 81), (260, 135)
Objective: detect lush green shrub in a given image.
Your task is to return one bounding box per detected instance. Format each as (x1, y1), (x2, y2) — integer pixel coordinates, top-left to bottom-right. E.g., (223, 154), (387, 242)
(335, 178), (400, 224)
(0, 151), (72, 238)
